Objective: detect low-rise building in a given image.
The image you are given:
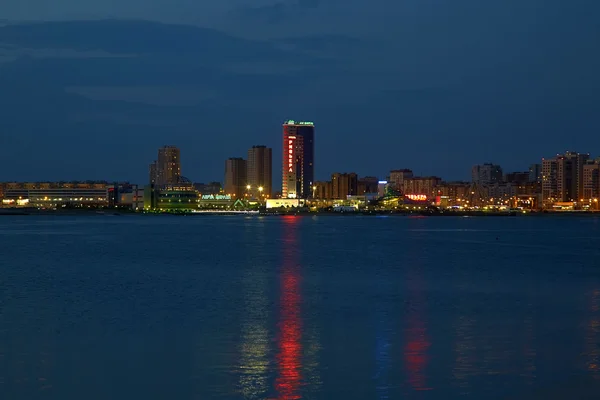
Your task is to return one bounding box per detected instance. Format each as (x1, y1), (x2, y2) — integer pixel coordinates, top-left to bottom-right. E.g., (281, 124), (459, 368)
(1, 181), (113, 208)
(266, 199), (305, 209)
(435, 181), (471, 206)
(404, 177), (442, 198)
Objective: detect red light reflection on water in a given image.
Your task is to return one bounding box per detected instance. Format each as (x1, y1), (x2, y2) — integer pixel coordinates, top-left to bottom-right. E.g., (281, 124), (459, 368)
(403, 220), (432, 391)
(404, 317), (431, 391)
(275, 216), (302, 399)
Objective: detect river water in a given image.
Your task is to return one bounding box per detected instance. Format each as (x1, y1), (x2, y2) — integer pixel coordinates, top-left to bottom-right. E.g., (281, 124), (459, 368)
(1, 214), (599, 399)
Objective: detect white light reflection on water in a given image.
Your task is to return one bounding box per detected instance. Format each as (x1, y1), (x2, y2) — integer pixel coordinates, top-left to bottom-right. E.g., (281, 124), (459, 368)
(374, 282), (391, 399)
(238, 219), (271, 399)
(585, 289), (600, 375)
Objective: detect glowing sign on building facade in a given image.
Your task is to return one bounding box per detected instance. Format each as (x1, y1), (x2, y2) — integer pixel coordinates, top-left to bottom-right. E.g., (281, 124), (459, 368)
(405, 194), (428, 201)
(282, 121), (314, 199)
(201, 194), (231, 200)
(288, 136), (296, 173)
(284, 120), (314, 126)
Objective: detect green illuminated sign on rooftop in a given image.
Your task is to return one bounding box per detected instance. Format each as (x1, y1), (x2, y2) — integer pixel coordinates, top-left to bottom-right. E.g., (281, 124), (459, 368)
(284, 120), (314, 126)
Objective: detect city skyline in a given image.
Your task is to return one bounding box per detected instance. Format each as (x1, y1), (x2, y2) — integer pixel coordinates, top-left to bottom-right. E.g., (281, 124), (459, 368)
(3, 145), (600, 211)
(1, 11), (598, 184)
(2, 6), (600, 400)
(139, 137), (599, 203)
(2, 140), (599, 196)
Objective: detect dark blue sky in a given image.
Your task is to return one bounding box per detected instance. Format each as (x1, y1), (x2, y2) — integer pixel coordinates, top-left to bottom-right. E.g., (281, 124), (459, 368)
(0, 0), (598, 184)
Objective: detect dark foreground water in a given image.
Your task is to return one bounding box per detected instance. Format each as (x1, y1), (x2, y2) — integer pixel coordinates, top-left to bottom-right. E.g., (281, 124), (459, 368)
(1, 215), (600, 399)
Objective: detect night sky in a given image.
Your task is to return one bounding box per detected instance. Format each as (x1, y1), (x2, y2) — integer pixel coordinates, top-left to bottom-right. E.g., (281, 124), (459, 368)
(0, 0), (598, 184)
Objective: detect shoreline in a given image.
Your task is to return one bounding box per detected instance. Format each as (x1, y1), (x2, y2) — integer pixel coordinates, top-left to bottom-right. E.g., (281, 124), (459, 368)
(1, 208), (599, 217)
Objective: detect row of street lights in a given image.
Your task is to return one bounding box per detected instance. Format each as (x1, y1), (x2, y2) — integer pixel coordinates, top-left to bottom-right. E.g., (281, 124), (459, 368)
(246, 185), (264, 193)
(245, 185), (265, 200)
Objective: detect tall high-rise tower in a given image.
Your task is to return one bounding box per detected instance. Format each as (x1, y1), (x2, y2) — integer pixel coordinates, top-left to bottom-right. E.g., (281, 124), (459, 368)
(282, 120), (314, 199)
(153, 146), (181, 186)
(247, 145), (272, 198)
(542, 151), (590, 205)
(471, 163), (503, 186)
(225, 157), (247, 199)
(149, 161), (157, 185)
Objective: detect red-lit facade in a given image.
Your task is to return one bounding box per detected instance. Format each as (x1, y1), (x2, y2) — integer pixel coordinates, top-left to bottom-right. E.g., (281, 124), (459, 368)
(282, 121), (315, 199)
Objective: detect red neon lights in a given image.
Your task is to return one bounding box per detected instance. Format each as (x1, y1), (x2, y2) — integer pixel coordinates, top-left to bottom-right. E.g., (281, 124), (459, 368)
(288, 137), (295, 173)
(405, 194), (428, 201)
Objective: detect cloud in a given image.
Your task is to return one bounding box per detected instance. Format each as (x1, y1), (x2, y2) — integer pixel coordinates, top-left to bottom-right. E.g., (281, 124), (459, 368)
(1, 2), (599, 183)
(229, 0), (326, 24)
(0, 20), (280, 58)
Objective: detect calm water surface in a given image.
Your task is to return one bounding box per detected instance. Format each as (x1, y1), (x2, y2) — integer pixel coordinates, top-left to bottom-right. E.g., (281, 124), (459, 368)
(1, 215), (600, 399)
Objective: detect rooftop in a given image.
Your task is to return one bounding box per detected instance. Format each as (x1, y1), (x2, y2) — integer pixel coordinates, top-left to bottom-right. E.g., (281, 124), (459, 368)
(283, 120), (314, 126)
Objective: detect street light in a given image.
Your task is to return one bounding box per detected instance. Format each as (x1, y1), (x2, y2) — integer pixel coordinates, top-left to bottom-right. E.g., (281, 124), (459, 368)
(258, 186), (263, 198)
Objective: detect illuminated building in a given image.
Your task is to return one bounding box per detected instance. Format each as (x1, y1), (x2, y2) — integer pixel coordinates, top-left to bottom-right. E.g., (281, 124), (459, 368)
(331, 172), (358, 199)
(583, 160), (600, 201)
(471, 163), (503, 186)
(282, 120), (314, 199)
(224, 157), (247, 198)
(313, 181), (332, 200)
(247, 145), (272, 198)
(542, 151), (590, 205)
(193, 182), (222, 194)
(197, 193), (234, 208)
(529, 163), (542, 183)
(542, 158), (558, 204)
(358, 176), (379, 195)
(389, 169), (413, 193)
(149, 161), (157, 185)
(312, 175), (375, 200)
(487, 183), (518, 201)
(154, 188), (198, 210)
(144, 177), (199, 211)
(1, 181), (112, 208)
(150, 145), (181, 186)
(557, 152), (589, 201)
(377, 181), (388, 198)
(435, 182), (471, 206)
(266, 198), (305, 209)
(403, 177), (441, 197)
(118, 186), (145, 210)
